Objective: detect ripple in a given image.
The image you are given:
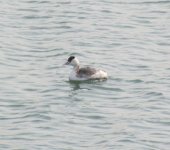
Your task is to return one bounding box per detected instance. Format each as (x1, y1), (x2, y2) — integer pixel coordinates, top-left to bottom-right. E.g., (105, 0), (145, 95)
(1, 0), (170, 149)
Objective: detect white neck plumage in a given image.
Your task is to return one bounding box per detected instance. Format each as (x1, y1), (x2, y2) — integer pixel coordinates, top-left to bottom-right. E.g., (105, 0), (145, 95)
(73, 65), (80, 73)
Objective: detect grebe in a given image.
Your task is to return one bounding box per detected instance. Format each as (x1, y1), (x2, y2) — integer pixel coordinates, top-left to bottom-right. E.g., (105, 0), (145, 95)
(65, 56), (108, 81)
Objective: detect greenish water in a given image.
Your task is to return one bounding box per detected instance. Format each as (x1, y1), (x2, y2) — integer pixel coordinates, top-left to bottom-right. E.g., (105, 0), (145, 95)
(0, 0), (170, 149)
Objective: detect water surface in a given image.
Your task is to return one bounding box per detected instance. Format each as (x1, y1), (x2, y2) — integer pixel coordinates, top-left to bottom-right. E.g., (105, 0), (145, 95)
(0, 0), (170, 149)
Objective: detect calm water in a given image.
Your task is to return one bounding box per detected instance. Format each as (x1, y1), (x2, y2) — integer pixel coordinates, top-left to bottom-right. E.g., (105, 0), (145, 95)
(0, 0), (170, 149)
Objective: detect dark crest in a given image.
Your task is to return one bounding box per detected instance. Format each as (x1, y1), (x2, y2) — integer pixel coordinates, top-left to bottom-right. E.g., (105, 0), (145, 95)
(68, 56), (75, 62)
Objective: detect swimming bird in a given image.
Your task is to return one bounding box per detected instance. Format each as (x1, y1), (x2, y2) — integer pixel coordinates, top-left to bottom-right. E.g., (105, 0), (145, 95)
(65, 56), (108, 81)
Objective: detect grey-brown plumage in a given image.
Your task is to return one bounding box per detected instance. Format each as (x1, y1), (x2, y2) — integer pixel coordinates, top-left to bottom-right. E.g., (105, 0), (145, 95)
(77, 67), (97, 78)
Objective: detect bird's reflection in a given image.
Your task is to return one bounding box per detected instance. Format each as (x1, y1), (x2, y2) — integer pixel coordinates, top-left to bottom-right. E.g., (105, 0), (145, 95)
(68, 79), (106, 91)
(70, 81), (81, 91)
(67, 79), (107, 103)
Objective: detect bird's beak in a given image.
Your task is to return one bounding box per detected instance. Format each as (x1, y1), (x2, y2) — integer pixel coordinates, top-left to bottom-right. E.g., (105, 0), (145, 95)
(64, 61), (69, 65)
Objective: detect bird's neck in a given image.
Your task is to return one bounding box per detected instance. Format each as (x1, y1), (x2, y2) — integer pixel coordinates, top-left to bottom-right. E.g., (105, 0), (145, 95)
(73, 65), (80, 73)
